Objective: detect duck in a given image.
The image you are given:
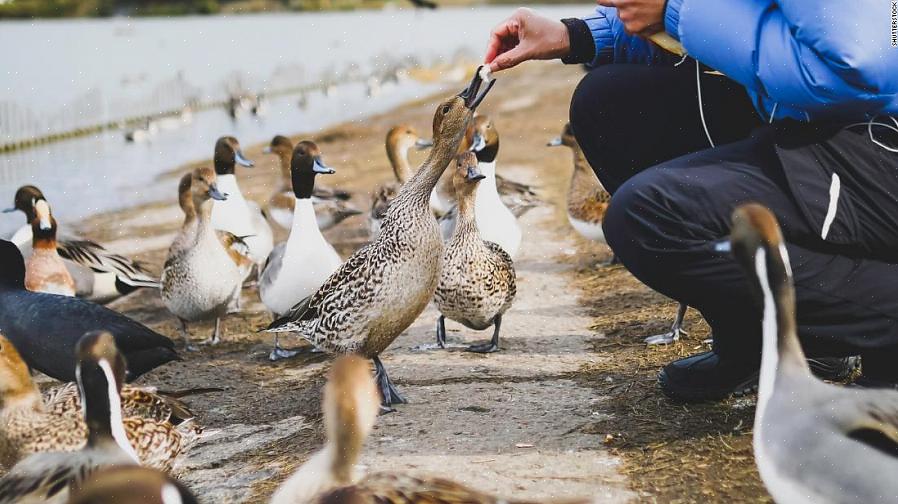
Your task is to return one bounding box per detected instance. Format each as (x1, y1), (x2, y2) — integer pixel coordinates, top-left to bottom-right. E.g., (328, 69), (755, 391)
(264, 135), (361, 232)
(23, 198), (76, 296)
(210, 136), (274, 268)
(728, 203), (898, 504)
(0, 240), (177, 383)
(433, 152), (516, 353)
(4, 185), (161, 303)
(0, 334), (200, 473)
(162, 167), (243, 348)
(439, 115), (522, 258)
(260, 141), (343, 360)
(0, 331), (139, 504)
(265, 69), (495, 410)
(124, 120), (157, 143)
(369, 125), (433, 238)
(67, 466), (199, 504)
(270, 355), (561, 504)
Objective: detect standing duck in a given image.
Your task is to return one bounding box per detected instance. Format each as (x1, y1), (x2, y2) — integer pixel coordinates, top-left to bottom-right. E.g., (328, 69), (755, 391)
(264, 135), (361, 232)
(731, 203), (898, 504)
(23, 198), (76, 296)
(210, 136), (274, 268)
(434, 152), (516, 353)
(270, 356), (560, 504)
(266, 70), (495, 409)
(260, 141), (343, 360)
(0, 332), (139, 504)
(68, 466), (199, 504)
(439, 115), (521, 258)
(0, 334), (200, 473)
(3, 185), (160, 303)
(369, 125), (433, 238)
(0, 240), (177, 383)
(162, 167), (243, 348)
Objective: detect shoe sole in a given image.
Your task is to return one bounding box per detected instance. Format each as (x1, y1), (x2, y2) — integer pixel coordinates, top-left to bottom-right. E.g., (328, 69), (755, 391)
(658, 369), (759, 403)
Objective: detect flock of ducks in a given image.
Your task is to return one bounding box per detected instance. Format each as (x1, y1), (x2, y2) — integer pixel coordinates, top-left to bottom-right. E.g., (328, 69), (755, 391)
(1, 66), (895, 503)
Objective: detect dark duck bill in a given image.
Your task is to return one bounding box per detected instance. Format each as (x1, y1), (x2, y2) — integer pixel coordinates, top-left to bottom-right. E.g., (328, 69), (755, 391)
(458, 65), (495, 110)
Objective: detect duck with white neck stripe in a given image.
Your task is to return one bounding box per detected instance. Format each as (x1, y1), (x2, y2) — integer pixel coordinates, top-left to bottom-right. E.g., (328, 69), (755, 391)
(0, 331), (139, 504)
(210, 136), (274, 269)
(730, 203), (898, 504)
(260, 141), (343, 361)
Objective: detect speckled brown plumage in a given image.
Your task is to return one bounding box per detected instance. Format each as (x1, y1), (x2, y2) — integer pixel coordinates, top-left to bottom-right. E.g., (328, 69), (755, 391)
(313, 473), (546, 504)
(557, 123), (610, 230)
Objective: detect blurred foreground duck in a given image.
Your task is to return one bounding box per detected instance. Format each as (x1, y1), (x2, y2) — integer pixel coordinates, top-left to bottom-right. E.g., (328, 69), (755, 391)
(0, 332), (139, 504)
(0, 334), (200, 472)
(264, 135), (361, 231)
(210, 136), (274, 268)
(439, 116), (521, 257)
(0, 240), (177, 382)
(4, 185), (160, 303)
(162, 167), (243, 348)
(434, 153), (516, 353)
(261, 141), (343, 360)
(23, 198), (75, 296)
(68, 466), (199, 504)
(266, 70), (494, 410)
(271, 356), (565, 504)
(369, 125), (433, 238)
(731, 204), (898, 504)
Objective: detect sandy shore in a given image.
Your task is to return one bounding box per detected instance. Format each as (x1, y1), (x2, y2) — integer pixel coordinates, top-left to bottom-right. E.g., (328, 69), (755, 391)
(69, 63), (767, 502)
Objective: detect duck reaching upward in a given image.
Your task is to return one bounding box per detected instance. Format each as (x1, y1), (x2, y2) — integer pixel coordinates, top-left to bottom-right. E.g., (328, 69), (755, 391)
(0, 240), (177, 383)
(210, 136), (274, 267)
(23, 198), (76, 297)
(730, 203), (898, 504)
(439, 115), (521, 258)
(162, 167), (243, 348)
(434, 152), (516, 353)
(369, 125), (433, 238)
(264, 135), (361, 232)
(260, 141), (343, 360)
(266, 70), (495, 410)
(0, 332), (139, 504)
(68, 466), (199, 504)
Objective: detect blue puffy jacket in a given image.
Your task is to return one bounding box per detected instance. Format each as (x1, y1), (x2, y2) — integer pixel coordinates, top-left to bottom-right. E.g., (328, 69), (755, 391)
(581, 0), (898, 122)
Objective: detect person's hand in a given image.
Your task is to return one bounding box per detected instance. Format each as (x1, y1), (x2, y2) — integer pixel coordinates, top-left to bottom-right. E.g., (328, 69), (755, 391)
(597, 0), (666, 35)
(483, 8), (571, 73)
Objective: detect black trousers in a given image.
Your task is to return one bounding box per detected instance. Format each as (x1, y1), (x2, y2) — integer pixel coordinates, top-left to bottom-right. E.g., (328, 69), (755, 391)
(569, 63), (898, 366)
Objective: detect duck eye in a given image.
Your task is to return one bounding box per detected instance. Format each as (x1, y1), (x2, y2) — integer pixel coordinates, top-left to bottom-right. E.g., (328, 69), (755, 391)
(442, 105), (450, 114)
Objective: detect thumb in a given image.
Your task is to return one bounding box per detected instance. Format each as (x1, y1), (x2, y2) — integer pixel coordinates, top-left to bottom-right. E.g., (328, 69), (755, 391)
(489, 44), (530, 72)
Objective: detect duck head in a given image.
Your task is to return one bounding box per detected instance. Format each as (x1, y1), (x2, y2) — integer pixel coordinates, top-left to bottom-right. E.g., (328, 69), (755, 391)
(177, 173), (197, 223)
(214, 136), (254, 175)
(386, 125), (433, 184)
(0, 334), (40, 408)
(323, 355), (380, 484)
(3, 185), (46, 223)
(452, 151), (486, 198)
(0, 240), (26, 289)
(75, 330), (139, 461)
(429, 66), (494, 152)
(30, 198), (58, 248)
(291, 141), (335, 200)
(547, 122), (577, 149)
(265, 135), (294, 179)
(467, 115), (499, 163)
(190, 167), (227, 208)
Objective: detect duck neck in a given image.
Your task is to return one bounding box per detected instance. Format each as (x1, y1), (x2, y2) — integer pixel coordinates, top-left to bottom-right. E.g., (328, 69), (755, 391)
(289, 198), (320, 238)
(0, 381), (43, 414)
(387, 142), (413, 184)
(194, 197), (216, 239)
(180, 192), (197, 228)
(79, 360), (140, 462)
(216, 175), (245, 204)
(454, 190), (480, 239)
(399, 134), (463, 209)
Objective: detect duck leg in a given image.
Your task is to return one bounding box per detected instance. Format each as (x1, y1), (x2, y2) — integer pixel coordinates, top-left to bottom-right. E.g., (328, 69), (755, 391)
(178, 318), (198, 352)
(466, 315), (501, 353)
(644, 303), (689, 345)
(436, 315), (447, 349)
(202, 317), (222, 346)
(373, 355), (407, 412)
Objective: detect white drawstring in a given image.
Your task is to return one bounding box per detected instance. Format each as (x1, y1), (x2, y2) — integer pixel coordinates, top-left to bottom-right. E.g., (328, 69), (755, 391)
(768, 102), (779, 124)
(695, 59), (715, 148)
(846, 116), (898, 153)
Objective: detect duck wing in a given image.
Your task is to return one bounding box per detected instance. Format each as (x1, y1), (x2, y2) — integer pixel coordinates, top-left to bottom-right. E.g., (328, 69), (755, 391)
(56, 240), (160, 289)
(314, 185), (353, 201)
(832, 388), (898, 455)
(314, 473), (548, 504)
(0, 450), (131, 504)
(495, 174), (538, 198)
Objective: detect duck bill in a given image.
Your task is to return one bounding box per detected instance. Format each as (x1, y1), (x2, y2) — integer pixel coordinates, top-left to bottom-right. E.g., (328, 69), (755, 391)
(471, 133), (487, 152)
(415, 138), (434, 150)
(313, 158), (336, 175)
(546, 137), (563, 147)
(208, 184), (228, 201)
(465, 166), (486, 182)
(458, 68), (495, 110)
(235, 150), (255, 167)
(2, 207), (16, 213)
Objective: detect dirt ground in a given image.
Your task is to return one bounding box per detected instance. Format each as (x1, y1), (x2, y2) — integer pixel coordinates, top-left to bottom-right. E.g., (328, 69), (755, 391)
(70, 63), (769, 502)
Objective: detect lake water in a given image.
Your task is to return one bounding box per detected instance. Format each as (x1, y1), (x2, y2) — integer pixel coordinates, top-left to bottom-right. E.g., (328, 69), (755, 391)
(0, 4), (588, 237)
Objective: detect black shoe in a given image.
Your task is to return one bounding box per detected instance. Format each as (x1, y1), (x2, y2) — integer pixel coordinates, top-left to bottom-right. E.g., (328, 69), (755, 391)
(659, 351), (859, 402)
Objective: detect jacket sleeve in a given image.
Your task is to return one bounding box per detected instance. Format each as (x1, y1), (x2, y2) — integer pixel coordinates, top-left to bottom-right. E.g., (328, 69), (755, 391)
(574, 5), (677, 67)
(665, 0), (898, 115)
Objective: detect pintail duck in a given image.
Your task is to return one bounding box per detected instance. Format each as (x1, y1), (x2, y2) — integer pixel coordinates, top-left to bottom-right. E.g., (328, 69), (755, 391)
(0, 331), (139, 504)
(369, 125), (433, 238)
(729, 203), (898, 504)
(271, 356), (559, 504)
(261, 141), (343, 360)
(0, 240), (177, 383)
(4, 185), (161, 303)
(162, 167), (243, 348)
(210, 136), (274, 267)
(68, 466), (199, 504)
(439, 115), (522, 258)
(23, 198), (76, 296)
(433, 152), (516, 353)
(0, 334), (200, 473)
(264, 135), (361, 232)
(266, 69), (495, 410)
